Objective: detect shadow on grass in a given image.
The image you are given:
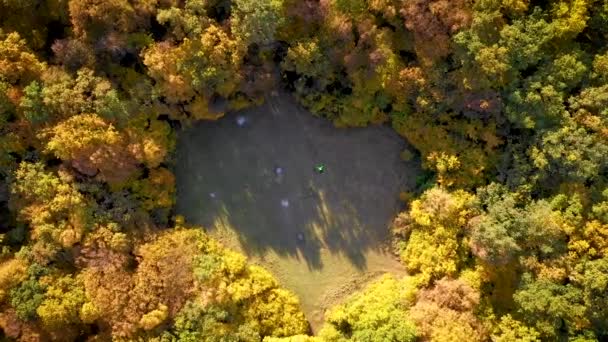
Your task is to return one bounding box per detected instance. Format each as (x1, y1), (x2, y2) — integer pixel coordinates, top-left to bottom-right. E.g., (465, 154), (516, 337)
(175, 93), (420, 270)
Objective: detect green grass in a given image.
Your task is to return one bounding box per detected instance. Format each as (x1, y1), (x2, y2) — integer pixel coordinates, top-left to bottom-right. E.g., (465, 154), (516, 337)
(175, 93), (421, 332)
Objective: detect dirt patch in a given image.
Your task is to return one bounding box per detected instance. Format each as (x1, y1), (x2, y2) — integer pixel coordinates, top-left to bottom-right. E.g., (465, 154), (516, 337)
(175, 92), (421, 332)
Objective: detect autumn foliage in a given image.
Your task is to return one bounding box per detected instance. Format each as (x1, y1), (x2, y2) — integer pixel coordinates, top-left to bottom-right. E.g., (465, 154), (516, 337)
(2, 0), (608, 340)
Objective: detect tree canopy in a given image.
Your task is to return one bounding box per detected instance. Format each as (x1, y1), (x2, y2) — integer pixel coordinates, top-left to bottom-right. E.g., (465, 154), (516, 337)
(2, 0), (608, 340)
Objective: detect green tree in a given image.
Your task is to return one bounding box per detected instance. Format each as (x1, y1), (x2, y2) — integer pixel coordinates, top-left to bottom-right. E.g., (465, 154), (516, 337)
(529, 121), (608, 183)
(40, 68), (127, 123)
(8, 264), (48, 321)
(573, 258), (608, 334)
(0, 79), (15, 129)
(469, 184), (567, 266)
(231, 0), (285, 45)
(156, 0), (210, 41)
(514, 274), (589, 338)
(20, 81), (49, 125)
(491, 314), (541, 342)
(162, 301), (261, 342)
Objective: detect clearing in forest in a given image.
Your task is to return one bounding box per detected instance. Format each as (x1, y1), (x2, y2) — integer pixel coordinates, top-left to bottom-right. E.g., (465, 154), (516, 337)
(175, 93), (421, 332)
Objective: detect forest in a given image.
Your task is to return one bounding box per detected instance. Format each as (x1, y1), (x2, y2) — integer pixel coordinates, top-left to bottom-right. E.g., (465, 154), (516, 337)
(1, 0), (608, 341)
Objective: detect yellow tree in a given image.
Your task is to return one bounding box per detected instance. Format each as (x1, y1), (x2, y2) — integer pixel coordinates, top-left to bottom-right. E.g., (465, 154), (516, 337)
(143, 24), (246, 121)
(319, 274), (417, 341)
(393, 187), (476, 284)
(0, 31), (46, 86)
(37, 274), (86, 331)
(41, 113), (138, 184)
(126, 114), (174, 169)
(0, 259), (27, 304)
(129, 168), (176, 211)
(125, 226), (309, 340)
(10, 162), (88, 261)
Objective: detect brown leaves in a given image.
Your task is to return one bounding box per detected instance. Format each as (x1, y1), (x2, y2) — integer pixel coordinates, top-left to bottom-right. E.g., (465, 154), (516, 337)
(409, 278), (487, 341)
(417, 277), (480, 311)
(82, 261), (136, 338)
(0, 308), (49, 341)
(68, 0), (142, 41)
(51, 39), (96, 72)
(142, 41), (194, 105)
(400, 0), (472, 62)
(79, 229), (203, 338)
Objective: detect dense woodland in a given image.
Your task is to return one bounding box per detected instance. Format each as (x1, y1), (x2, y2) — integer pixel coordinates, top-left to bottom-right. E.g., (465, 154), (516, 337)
(1, 0), (608, 341)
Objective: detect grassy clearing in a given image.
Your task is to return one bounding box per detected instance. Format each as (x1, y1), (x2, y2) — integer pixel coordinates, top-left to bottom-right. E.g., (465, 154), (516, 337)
(175, 93), (420, 332)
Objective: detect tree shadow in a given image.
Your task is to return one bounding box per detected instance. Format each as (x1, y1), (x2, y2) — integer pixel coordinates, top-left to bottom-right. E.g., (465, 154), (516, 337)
(175, 93), (420, 271)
